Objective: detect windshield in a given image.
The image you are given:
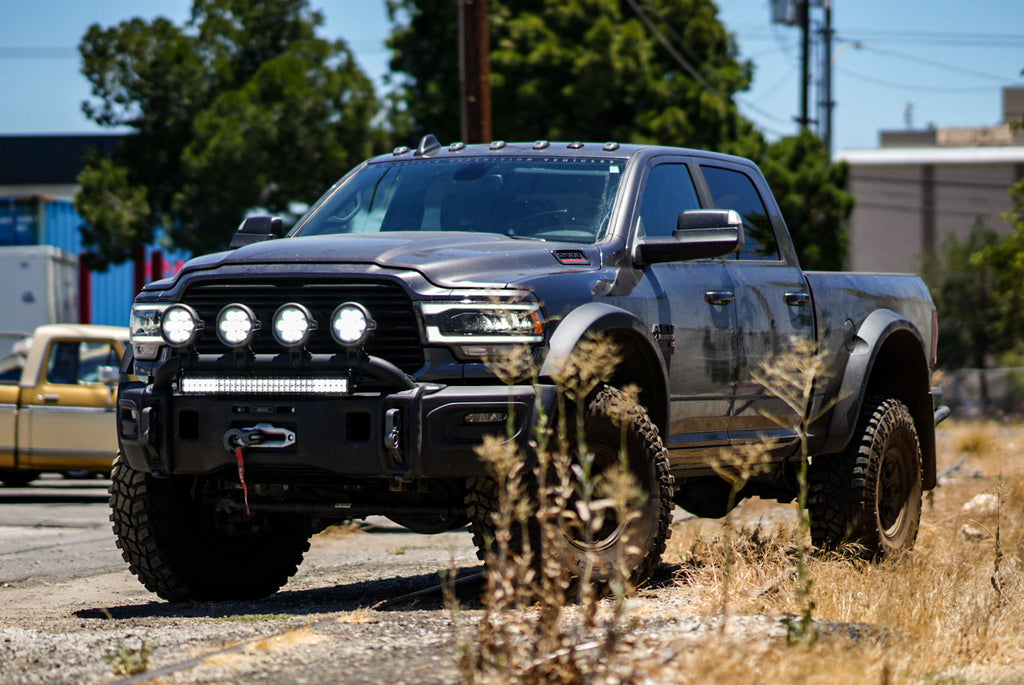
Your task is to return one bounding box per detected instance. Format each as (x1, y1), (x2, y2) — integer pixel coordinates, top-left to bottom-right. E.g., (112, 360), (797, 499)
(295, 157), (624, 244)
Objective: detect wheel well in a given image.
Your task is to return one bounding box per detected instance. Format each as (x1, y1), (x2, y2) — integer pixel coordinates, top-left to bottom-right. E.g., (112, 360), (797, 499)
(865, 329), (930, 402)
(604, 328), (668, 436)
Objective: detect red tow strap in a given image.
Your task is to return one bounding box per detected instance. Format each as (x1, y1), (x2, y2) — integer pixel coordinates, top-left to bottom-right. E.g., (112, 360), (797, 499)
(234, 445), (251, 515)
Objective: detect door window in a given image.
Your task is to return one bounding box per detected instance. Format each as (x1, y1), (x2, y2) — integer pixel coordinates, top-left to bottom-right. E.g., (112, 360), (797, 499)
(701, 165), (780, 260)
(46, 341), (119, 385)
(638, 164), (701, 238)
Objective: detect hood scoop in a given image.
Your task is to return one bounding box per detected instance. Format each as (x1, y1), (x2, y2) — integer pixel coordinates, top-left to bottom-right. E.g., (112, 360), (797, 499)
(552, 249), (592, 266)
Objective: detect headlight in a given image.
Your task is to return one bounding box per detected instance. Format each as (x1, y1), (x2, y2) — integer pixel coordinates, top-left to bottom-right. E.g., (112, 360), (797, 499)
(421, 300), (544, 344)
(160, 304), (203, 348)
(130, 303), (173, 360)
(331, 302), (376, 347)
(272, 303), (315, 348)
(217, 304), (260, 348)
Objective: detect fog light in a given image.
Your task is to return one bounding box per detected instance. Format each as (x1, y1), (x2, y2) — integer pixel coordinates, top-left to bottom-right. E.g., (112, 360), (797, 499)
(272, 303), (315, 348)
(331, 302), (376, 347)
(217, 304), (260, 348)
(160, 304), (201, 348)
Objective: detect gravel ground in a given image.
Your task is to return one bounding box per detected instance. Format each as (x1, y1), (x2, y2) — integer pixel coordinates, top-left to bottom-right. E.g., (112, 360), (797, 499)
(1, 511), (805, 685)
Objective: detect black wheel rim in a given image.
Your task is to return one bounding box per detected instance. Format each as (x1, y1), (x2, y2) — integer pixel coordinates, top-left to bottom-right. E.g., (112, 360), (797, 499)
(878, 440), (911, 536)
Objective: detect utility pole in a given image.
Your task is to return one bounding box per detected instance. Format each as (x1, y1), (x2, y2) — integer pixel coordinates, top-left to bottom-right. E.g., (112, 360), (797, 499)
(458, 0), (492, 143)
(798, 0), (811, 129)
(820, 1), (834, 155)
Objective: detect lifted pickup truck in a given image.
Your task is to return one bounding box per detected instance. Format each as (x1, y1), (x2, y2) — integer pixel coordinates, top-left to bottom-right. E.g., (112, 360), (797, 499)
(1, 324), (128, 486)
(112, 137), (946, 601)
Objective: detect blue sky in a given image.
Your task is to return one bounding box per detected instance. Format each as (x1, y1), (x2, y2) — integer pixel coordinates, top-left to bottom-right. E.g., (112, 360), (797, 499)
(1, 1), (1022, 152)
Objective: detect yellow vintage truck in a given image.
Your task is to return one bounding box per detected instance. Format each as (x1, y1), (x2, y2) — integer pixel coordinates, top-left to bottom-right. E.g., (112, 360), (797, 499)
(0, 324), (129, 486)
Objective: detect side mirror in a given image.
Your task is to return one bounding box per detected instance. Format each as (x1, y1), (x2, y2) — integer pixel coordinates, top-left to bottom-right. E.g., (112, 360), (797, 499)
(97, 365), (120, 386)
(229, 215), (285, 249)
(633, 209), (745, 266)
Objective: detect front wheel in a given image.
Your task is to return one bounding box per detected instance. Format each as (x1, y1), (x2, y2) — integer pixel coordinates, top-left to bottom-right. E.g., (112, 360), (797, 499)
(467, 385), (674, 588)
(808, 396), (923, 558)
(109, 454), (312, 601)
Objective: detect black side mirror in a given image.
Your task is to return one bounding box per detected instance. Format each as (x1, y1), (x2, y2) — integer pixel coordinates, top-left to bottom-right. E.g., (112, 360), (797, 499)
(634, 209), (745, 266)
(229, 215), (285, 249)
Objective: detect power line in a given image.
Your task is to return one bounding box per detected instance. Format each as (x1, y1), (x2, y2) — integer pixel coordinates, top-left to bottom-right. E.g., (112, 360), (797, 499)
(845, 43), (1015, 83)
(837, 67), (1014, 94)
(623, 0), (716, 94)
(838, 28), (1024, 47)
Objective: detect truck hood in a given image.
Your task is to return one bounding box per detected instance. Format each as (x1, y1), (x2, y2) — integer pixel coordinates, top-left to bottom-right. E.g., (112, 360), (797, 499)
(175, 232), (602, 288)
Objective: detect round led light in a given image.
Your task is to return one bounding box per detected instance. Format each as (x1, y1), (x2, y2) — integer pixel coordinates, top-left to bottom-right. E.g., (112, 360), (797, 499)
(160, 304), (201, 347)
(331, 302), (376, 347)
(216, 304), (259, 348)
(272, 303), (315, 348)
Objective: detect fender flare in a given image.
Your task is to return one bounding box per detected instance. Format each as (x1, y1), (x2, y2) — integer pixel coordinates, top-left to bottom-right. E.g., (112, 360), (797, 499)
(818, 308), (936, 487)
(539, 302), (670, 434)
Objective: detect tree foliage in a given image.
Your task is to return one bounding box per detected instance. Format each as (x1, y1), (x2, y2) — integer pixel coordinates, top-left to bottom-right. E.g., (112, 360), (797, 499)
(387, 0), (759, 151)
(977, 180), (1024, 352)
(930, 221), (1002, 370)
(756, 131), (853, 270)
(76, 0), (381, 267)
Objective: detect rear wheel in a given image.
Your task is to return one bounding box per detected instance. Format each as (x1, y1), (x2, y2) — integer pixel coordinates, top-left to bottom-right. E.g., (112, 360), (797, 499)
(109, 454), (312, 602)
(808, 396), (922, 557)
(467, 385), (673, 588)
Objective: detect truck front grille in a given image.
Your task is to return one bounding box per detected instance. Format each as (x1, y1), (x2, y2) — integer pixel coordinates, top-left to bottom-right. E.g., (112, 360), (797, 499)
(180, 278), (424, 374)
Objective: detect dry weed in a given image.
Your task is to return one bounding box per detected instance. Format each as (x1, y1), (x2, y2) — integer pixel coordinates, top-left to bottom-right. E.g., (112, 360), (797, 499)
(653, 419), (1024, 683)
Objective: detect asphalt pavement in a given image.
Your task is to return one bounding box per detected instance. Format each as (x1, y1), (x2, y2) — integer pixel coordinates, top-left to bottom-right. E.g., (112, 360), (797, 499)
(0, 473), (121, 586)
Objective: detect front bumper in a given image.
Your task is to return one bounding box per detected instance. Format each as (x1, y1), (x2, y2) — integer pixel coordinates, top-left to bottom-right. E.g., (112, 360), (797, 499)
(116, 370), (552, 481)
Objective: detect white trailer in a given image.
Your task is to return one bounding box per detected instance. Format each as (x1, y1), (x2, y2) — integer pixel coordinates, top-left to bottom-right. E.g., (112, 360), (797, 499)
(0, 245), (78, 357)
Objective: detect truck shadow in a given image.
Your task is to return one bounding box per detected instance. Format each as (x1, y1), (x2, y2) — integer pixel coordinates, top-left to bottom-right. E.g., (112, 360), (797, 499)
(73, 565), (488, 621)
(73, 561), (685, 621)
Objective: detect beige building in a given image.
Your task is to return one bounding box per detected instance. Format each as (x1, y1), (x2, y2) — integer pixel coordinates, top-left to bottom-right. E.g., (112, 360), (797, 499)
(836, 87), (1024, 275)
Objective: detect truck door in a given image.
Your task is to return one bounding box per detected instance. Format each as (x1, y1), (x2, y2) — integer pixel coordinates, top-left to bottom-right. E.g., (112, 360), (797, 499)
(699, 163), (815, 445)
(0, 381), (17, 469)
(636, 160), (737, 460)
(20, 338), (121, 472)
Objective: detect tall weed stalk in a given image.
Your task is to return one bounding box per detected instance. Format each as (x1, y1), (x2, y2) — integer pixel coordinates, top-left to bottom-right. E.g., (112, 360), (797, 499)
(451, 335), (647, 685)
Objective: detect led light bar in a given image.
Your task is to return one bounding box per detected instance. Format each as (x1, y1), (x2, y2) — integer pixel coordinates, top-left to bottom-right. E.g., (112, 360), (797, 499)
(179, 376), (350, 395)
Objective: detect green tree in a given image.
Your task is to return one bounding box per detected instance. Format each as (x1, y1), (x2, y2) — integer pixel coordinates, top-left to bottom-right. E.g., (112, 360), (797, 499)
(757, 130), (853, 271)
(76, 0), (381, 267)
(931, 222), (1001, 392)
(387, 0), (759, 151)
(977, 181), (1024, 353)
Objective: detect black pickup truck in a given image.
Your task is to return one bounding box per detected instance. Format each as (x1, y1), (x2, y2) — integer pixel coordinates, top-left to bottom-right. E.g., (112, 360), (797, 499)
(112, 136), (946, 601)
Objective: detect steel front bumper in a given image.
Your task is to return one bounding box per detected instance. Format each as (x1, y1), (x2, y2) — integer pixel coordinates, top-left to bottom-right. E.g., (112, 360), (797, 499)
(116, 378), (553, 480)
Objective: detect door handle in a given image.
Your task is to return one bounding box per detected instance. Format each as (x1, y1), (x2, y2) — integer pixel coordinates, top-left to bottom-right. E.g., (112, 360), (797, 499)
(705, 290), (735, 305)
(39, 394), (61, 403)
(784, 292), (811, 306)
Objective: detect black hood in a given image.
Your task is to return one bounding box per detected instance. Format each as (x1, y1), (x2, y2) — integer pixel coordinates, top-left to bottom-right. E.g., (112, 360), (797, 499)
(174, 232), (602, 288)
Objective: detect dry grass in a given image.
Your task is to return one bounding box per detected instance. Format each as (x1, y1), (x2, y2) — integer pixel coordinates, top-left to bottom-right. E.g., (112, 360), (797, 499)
(453, 323), (1024, 683)
(642, 419), (1024, 684)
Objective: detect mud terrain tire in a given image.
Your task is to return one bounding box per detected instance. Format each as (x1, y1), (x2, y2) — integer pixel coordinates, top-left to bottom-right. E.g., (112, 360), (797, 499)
(109, 454), (311, 601)
(467, 385), (673, 587)
(809, 396), (922, 557)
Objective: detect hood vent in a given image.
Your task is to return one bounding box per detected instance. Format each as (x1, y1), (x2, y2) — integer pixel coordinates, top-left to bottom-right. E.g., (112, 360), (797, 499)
(553, 250), (591, 266)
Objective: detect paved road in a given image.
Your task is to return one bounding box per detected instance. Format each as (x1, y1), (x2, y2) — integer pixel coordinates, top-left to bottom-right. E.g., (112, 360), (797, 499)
(0, 474), (122, 587)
